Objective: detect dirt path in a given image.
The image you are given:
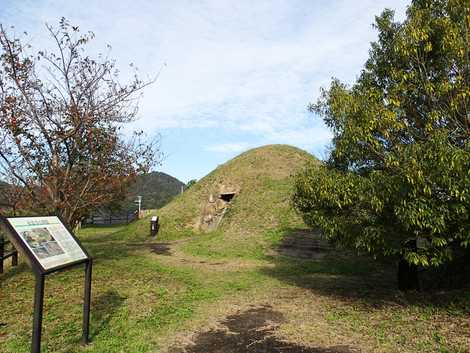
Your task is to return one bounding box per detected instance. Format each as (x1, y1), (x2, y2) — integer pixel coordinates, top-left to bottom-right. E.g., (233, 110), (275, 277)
(142, 228), (333, 272)
(143, 239), (269, 272)
(140, 231), (366, 353)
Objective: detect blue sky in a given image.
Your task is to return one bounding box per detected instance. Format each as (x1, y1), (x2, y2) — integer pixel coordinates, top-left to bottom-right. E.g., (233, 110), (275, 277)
(1, 0), (409, 183)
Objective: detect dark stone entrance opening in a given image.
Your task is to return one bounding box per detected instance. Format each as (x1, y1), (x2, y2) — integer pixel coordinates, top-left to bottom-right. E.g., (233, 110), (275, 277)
(220, 193), (235, 202)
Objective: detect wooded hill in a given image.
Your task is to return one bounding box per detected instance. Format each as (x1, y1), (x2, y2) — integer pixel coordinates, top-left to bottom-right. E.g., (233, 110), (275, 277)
(125, 171), (185, 210)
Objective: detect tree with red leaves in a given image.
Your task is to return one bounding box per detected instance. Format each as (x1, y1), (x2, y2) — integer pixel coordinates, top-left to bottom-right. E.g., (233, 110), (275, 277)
(0, 19), (161, 228)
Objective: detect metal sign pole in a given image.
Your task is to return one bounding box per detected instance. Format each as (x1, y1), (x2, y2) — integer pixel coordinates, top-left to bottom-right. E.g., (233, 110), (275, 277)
(135, 196), (142, 217)
(81, 259), (92, 344)
(30, 261), (92, 353)
(31, 274), (45, 353)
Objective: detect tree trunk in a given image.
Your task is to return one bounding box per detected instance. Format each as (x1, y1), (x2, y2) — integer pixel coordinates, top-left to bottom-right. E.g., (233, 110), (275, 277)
(397, 240), (420, 291)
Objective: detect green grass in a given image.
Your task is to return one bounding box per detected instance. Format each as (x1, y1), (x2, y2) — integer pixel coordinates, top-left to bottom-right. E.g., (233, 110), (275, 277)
(0, 224), (267, 353)
(1, 220), (469, 353)
(180, 229), (272, 260)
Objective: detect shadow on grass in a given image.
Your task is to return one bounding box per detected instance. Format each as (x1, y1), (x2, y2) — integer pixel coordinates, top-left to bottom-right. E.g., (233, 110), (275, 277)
(263, 229), (470, 313)
(91, 289), (126, 338)
(148, 243), (172, 255)
(265, 253), (395, 302)
(0, 262), (29, 282)
(169, 305), (359, 353)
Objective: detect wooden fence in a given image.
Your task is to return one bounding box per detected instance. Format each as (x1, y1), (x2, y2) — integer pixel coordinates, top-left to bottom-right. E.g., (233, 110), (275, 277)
(0, 235), (18, 274)
(82, 210), (139, 227)
(0, 202), (18, 273)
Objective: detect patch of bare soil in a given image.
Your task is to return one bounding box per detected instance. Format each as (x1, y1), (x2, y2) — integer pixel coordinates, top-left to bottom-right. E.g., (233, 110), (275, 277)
(149, 243), (173, 255)
(168, 305), (360, 353)
(153, 249), (264, 272)
(276, 229), (332, 259)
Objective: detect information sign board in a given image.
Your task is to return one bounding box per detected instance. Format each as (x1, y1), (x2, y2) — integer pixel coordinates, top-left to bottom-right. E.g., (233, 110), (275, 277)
(5, 216), (88, 271)
(0, 215), (92, 353)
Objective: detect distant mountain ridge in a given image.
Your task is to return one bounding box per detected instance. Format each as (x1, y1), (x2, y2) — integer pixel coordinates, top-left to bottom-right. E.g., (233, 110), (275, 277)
(127, 171), (185, 210)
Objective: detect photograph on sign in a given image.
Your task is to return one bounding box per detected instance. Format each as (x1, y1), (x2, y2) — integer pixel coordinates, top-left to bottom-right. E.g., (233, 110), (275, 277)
(7, 216), (87, 270)
(21, 227), (65, 259)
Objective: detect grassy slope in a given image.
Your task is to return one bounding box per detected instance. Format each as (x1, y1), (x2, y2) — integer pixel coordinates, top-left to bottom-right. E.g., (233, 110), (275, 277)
(1, 145), (469, 353)
(157, 144), (317, 258)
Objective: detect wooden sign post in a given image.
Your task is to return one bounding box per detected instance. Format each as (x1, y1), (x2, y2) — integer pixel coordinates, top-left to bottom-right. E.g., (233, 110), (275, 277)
(0, 216), (92, 353)
(0, 235), (18, 273)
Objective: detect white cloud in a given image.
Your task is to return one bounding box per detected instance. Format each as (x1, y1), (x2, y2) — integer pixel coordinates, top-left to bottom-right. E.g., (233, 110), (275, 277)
(128, 0), (409, 146)
(1, 0), (410, 155)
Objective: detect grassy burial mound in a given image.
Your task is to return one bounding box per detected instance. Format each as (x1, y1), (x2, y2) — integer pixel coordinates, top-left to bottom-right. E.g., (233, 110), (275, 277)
(159, 144), (317, 234)
(155, 144), (319, 258)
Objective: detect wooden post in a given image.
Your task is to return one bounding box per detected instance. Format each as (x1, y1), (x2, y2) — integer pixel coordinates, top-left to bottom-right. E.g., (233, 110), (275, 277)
(0, 236), (18, 273)
(12, 249), (17, 267)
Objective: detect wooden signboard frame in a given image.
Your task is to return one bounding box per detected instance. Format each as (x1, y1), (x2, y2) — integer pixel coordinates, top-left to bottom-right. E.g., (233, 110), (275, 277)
(0, 215), (92, 353)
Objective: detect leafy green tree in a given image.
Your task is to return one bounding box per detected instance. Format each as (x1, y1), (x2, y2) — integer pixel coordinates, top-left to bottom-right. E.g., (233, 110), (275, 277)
(294, 0), (470, 289)
(185, 179), (197, 190)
